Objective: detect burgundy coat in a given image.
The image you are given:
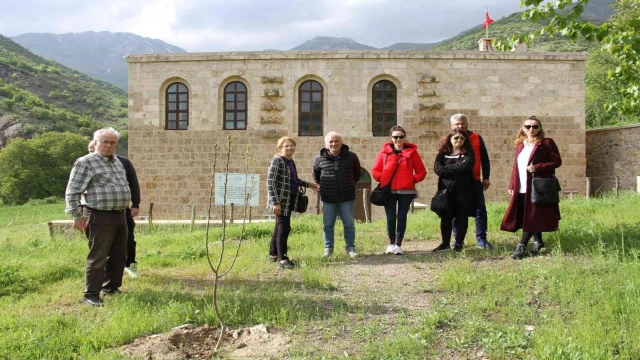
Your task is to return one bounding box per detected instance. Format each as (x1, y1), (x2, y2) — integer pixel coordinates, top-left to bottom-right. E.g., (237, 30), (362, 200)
(500, 138), (562, 232)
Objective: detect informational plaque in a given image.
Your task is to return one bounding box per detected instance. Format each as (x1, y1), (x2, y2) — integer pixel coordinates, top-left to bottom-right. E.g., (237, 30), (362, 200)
(214, 173), (260, 206)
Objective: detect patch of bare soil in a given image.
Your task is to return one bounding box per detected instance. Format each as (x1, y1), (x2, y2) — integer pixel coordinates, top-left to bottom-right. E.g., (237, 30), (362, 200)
(117, 324), (289, 359)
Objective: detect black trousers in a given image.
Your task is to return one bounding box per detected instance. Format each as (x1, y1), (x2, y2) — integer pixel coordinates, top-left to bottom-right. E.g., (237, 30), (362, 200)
(125, 208), (137, 266)
(440, 192), (469, 246)
(269, 199), (293, 261)
(83, 208), (128, 296)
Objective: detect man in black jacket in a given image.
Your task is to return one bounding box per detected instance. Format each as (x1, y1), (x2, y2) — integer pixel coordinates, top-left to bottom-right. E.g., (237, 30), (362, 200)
(313, 132), (361, 258)
(89, 140), (141, 277)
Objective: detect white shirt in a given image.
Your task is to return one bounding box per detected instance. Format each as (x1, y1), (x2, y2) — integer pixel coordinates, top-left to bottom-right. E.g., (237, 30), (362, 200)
(517, 141), (535, 193)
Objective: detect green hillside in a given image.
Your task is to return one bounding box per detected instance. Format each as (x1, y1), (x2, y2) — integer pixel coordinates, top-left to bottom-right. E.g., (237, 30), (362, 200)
(0, 34), (129, 152)
(432, 11), (597, 51)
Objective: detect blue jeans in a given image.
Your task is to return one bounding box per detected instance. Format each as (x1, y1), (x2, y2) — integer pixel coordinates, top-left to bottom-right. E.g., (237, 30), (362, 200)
(322, 201), (356, 249)
(452, 181), (488, 243)
(383, 193), (414, 243)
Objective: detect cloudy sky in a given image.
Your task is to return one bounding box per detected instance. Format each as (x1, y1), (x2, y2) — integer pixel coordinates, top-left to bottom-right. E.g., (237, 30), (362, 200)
(0, 0), (527, 51)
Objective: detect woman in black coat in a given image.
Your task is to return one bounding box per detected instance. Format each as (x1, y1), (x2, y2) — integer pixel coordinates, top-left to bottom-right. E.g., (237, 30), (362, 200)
(432, 129), (477, 252)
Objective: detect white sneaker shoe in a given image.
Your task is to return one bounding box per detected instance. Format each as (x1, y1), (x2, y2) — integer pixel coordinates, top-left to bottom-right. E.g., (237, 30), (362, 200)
(125, 263), (139, 278)
(393, 245), (404, 255)
(323, 248), (334, 257)
(347, 247), (358, 259)
(385, 244), (395, 254)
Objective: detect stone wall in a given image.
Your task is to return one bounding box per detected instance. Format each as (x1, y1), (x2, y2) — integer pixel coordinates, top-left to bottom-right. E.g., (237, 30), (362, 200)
(127, 50), (587, 219)
(586, 124), (640, 195)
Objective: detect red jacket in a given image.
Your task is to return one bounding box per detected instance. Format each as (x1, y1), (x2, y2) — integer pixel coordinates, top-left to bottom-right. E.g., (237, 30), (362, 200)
(371, 142), (427, 190)
(500, 138), (562, 232)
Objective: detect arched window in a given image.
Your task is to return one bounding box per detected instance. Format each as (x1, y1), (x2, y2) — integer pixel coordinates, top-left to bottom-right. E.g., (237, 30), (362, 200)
(372, 80), (397, 136)
(298, 80), (323, 136)
(224, 82), (247, 130)
(166, 82), (189, 130)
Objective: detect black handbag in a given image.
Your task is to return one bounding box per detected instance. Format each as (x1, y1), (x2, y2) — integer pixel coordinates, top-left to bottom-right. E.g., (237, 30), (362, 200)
(295, 186), (309, 213)
(430, 181), (452, 217)
(531, 174), (561, 205)
(370, 158), (402, 206)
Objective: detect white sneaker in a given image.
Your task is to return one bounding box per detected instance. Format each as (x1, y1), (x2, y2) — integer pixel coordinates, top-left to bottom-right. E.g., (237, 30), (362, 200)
(393, 246), (404, 255)
(323, 248), (334, 257)
(385, 244), (395, 254)
(347, 247), (358, 259)
(125, 263), (139, 278)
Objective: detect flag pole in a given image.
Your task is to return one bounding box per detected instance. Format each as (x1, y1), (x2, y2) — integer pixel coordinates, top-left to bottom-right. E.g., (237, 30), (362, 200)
(486, 6), (489, 38)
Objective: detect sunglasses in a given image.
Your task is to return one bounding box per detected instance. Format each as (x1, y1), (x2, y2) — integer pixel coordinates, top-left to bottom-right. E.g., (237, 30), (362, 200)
(391, 135), (405, 140)
(523, 125), (540, 130)
(452, 136), (466, 141)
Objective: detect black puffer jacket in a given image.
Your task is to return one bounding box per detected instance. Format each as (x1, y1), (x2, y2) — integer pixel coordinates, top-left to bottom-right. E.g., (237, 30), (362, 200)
(433, 151), (477, 218)
(313, 145), (361, 203)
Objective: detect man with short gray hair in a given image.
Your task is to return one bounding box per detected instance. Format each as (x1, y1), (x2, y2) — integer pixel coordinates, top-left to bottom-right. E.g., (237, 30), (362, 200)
(66, 127), (131, 306)
(450, 114), (493, 249)
(313, 131), (361, 258)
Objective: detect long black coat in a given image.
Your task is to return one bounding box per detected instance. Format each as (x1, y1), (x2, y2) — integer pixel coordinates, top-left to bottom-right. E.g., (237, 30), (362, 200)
(312, 145), (361, 203)
(433, 151), (477, 218)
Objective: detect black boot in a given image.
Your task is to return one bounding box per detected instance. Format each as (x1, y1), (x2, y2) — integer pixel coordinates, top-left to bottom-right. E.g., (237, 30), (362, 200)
(531, 241), (546, 256)
(510, 244), (526, 259)
(432, 242), (451, 252)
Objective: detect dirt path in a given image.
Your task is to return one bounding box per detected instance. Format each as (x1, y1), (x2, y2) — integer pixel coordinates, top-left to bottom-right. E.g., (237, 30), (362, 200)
(115, 240), (480, 359)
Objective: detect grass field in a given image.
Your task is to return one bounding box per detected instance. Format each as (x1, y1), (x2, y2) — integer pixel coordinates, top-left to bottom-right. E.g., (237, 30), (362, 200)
(1, 193), (639, 359)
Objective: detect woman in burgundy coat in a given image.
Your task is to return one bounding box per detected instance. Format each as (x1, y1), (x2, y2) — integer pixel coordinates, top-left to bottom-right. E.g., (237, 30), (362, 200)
(500, 116), (562, 259)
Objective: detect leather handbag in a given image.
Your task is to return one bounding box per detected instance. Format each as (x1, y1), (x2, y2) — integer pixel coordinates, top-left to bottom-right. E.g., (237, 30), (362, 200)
(295, 186), (309, 213)
(430, 181), (451, 217)
(531, 174), (561, 205)
(370, 158), (402, 206)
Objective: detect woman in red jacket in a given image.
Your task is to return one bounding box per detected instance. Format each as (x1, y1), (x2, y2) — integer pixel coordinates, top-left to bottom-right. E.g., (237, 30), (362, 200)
(500, 116), (562, 259)
(371, 126), (427, 255)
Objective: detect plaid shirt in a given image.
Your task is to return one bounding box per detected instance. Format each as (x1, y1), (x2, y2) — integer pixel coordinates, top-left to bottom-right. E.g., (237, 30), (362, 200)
(65, 153), (132, 219)
(266, 156), (310, 217)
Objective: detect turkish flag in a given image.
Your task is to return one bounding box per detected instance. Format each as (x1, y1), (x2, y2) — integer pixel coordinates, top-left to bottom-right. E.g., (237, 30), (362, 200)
(483, 10), (494, 28)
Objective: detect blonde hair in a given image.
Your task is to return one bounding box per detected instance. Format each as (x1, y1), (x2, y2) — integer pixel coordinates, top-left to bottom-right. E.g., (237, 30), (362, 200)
(88, 140), (97, 153)
(276, 136), (296, 153)
(514, 115), (545, 146)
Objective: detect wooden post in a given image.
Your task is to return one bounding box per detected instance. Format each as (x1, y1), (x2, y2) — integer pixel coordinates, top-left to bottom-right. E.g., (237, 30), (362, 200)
(615, 176), (620, 195)
(230, 203), (234, 224)
(316, 193), (321, 215)
(190, 205), (196, 232)
(362, 189), (370, 223)
(48, 221), (54, 239)
(148, 203), (154, 230)
(249, 205), (252, 223)
(586, 178), (591, 199)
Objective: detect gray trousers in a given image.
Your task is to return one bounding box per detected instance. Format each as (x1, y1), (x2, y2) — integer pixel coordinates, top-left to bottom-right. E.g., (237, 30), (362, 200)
(83, 208), (128, 296)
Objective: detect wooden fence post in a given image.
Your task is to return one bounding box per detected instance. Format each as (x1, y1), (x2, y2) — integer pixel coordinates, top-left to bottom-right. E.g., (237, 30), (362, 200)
(615, 176), (620, 196)
(230, 203), (234, 224)
(148, 203), (154, 230)
(190, 205), (196, 232)
(586, 178), (591, 199)
(362, 189), (370, 223)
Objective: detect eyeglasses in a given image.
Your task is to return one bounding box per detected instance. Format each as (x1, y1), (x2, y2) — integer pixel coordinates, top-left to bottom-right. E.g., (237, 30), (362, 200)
(391, 135), (405, 140)
(452, 136), (466, 141)
(523, 125), (540, 130)
(99, 140), (118, 146)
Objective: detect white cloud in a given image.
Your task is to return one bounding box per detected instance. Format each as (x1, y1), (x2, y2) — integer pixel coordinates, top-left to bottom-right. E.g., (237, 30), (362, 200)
(0, 0), (525, 51)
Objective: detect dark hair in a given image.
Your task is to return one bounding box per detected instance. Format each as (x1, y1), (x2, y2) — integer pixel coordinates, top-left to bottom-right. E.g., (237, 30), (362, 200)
(514, 115), (546, 146)
(389, 125), (406, 136)
(438, 129), (471, 154)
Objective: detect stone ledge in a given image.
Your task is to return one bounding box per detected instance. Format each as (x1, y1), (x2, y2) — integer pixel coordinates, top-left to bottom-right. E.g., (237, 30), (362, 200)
(126, 50), (588, 63)
(47, 219), (274, 238)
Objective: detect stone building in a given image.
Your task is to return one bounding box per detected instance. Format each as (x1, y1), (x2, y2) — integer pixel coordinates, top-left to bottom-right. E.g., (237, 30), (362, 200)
(126, 49), (587, 220)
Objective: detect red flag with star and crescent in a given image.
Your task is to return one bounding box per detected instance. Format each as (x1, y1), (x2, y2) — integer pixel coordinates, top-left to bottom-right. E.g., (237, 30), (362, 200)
(483, 10), (494, 28)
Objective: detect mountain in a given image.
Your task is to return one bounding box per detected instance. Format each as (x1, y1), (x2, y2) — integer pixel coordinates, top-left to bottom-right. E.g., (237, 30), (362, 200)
(433, 0), (616, 51)
(0, 34), (129, 152)
(291, 36), (376, 50)
(11, 31), (186, 90)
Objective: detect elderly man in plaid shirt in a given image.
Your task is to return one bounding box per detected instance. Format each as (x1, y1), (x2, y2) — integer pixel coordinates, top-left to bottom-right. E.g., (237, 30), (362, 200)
(65, 127), (131, 307)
